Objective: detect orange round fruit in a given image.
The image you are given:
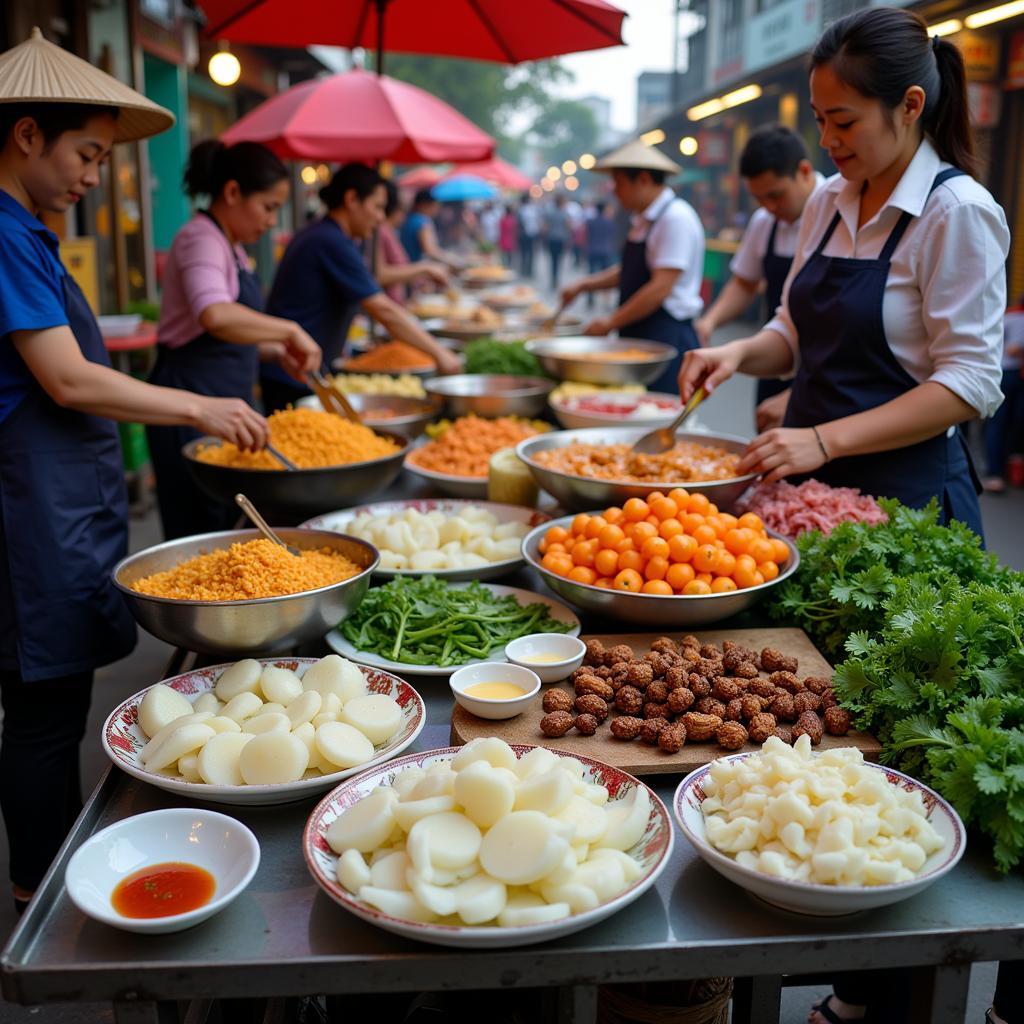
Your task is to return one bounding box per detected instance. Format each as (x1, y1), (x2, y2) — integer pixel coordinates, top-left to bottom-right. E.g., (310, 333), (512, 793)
(617, 549), (644, 573)
(641, 579), (673, 595)
(715, 550), (737, 577)
(667, 533), (698, 563)
(594, 577), (614, 589)
(658, 517), (684, 540)
(640, 536), (670, 561)
(681, 512), (706, 535)
(748, 537), (775, 564)
(665, 562), (696, 590)
(692, 543), (719, 574)
(758, 560), (779, 581)
(733, 564), (760, 589)
(644, 555), (670, 581)
(603, 506), (624, 524)
(692, 523), (718, 547)
(541, 552), (572, 576)
(667, 488), (690, 507)
(631, 521), (658, 544)
(685, 492), (711, 515)
(568, 565), (597, 585)
(584, 516), (608, 540)
(594, 548), (620, 578)
(771, 538), (791, 563)
(622, 498), (650, 522)
(738, 512), (764, 532)
(613, 568), (643, 593)
(724, 528), (754, 555)
(649, 496), (679, 521)
(695, 571), (714, 585)
(682, 579), (712, 595)
(710, 576), (738, 593)
(598, 524), (625, 549)
(571, 540), (597, 567)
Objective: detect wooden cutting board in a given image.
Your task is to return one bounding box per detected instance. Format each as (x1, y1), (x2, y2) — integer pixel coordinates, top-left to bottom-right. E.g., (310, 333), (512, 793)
(450, 628), (881, 776)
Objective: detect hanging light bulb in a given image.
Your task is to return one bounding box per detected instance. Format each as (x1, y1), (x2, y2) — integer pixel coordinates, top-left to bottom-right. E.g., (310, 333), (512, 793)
(209, 45), (241, 87)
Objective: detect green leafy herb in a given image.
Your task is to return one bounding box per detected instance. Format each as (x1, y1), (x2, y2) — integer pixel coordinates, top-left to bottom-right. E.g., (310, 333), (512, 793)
(463, 339), (545, 377)
(340, 576), (572, 667)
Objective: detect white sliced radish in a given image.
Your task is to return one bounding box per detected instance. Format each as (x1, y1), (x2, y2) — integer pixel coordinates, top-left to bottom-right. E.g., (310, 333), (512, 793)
(587, 849), (643, 883)
(260, 666), (303, 705)
(301, 655), (366, 705)
(407, 870), (458, 917)
(358, 886), (437, 923)
(514, 747), (560, 780)
(555, 796), (609, 846)
(339, 694), (402, 745)
(285, 690), (322, 729)
(336, 849), (371, 893)
(409, 770), (457, 801)
(238, 732), (309, 785)
(479, 811), (568, 885)
(453, 761), (515, 829)
(139, 711), (214, 764)
(243, 711), (290, 736)
(192, 693), (221, 715)
(370, 850), (411, 891)
(406, 812), (481, 871)
(197, 732), (252, 786)
(571, 858), (626, 901)
(214, 659), (262, 701)
(454, 873), (507, 925)
(177, 752), (202, 783)
(596, 784), (650, 852)
(137, 684), (194, 739)
(145, 722), (217, 771)
(539, 881), (599, 915)
(322, 693), (343, 716)
(206, 715), (241, 735)
(326, 787), (397, 853)
(316, 721), (374, 769)
(292, 721), (316, 759)
(514, 769), (574, 816)
(498, 894), (571, 927)
(220, 692), (264, 724)
(312, 712), (338, 728)
(451, 737), (517, 773)
(581, 782), (610, 806)
(392, 767), (426, 800)
(392, 795), (457, 833)
(538, 847), (578, 887)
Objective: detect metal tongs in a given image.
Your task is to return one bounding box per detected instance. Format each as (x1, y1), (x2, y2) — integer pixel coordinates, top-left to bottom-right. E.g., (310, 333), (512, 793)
(542, 297), (568, 333)
(308, 368), (362, 424)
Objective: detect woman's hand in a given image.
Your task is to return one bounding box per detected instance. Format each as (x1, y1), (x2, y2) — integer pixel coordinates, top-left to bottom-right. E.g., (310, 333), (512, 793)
(435, 347), (462, 375)
(738, 427), (827, 484)
(755, 387), (791, 432)
(420, 262), (450, 287)
(583, 315), (614, 336)
(678, 342), (743, 401)
(278, 325), (322, 380)
(195, 397), (269, 452)
(560, 281), (585, 305)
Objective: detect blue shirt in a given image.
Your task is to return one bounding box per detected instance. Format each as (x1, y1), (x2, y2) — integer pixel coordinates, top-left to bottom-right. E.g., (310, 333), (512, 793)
(586, 215), (616, 257)
(0, 190), (69, 424)
(400, 211), (431, 262)
(263, 217), (381, 381)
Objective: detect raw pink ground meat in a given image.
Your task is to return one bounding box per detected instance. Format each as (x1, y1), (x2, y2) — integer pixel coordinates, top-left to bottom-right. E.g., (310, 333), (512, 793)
(736, 479), (888, 537)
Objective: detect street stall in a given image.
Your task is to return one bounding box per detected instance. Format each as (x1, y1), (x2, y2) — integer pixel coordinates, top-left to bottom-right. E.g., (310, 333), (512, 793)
(4, 336), (1024, 1024)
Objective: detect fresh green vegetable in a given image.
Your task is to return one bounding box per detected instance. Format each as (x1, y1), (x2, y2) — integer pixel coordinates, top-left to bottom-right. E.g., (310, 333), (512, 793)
(463, 339), (546, 377)
(340, 576), (572, 666)
(769, 499), (1013, 662)
(832, 577), (1024, 871)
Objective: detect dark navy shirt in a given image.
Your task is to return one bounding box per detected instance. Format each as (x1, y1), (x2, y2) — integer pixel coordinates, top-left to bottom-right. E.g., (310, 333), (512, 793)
(0, 190), (69, 424)
(400, 211), (430, 263)
(263, 216), (380, 381)
(586, 214), (616, 258)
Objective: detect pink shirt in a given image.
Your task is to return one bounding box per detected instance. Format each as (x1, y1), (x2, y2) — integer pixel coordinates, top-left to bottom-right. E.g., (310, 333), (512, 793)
(157, 213), (250, 349)
(379, 221), (410, 303)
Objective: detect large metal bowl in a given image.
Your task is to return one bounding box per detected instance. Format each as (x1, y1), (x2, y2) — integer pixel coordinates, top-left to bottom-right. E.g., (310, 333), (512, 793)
(296, 394), (443, 440)
(524, 336), (675, 385)
(516, 426), (757, 512)
(112, 529), (379, 655)
(183, 429), (410, 517)
(425, 375), (554, 418)
(402, 458), (489, 499)
(334, 358), (436, 380)
(522, 516), (799, 627)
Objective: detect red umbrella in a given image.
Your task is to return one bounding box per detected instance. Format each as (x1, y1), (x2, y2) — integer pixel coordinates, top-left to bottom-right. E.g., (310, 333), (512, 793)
(220, 70), (494, 163)
(443, 158), (532, 192)
(201, 0), (626, 69)
(398, 166), (445, 189)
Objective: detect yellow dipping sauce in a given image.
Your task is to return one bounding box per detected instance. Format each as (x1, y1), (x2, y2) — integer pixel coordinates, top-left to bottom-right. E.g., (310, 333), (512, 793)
(463, 682), (527, 700)
(520, 653), (568, 664)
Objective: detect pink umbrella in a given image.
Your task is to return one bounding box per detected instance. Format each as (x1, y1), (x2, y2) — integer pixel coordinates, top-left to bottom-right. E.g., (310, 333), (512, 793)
(398, 166), (445, 189)
(443, 158), (532, 191)
(220, 69), (494, 163)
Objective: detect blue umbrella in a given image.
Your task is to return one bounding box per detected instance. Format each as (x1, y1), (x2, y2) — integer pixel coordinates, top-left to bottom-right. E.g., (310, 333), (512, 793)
(432, 174), (499, 202)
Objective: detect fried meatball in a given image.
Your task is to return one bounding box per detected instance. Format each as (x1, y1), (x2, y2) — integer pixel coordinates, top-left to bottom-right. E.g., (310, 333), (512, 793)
(658, 722), (687, 753)
(667, 687), (696, 715)
(542, 689), (574, 714)
(625, 662), (655, 689)
(663, 665), (689, 690)
(699, 643), (721, 661)
(680, 634), (701, 650)
(640, 717), (669, 745)
(614, 686), (644, 714)
(575, 694), (609, 722)
(823, 706), (852, 736)
(769, 671), (801, 693)
(643, 701), (669, 720)
(604, 644), (635, 667)
(593, 666), (614, 680)
(689, 676), (712, 699)
(820, 691), (839, 711)
(644, 652), (672, 677)
(760, 647), (798, 674)
(574, 714), (598, 736)
(696, 657), (724, 679)
(610, 715), (643, 740)
(696, 696), (727, 719)
(716, 721), (748, 750)
(768, 692), (797, 722)
(792, 711), (824, 744)
(712, 676), (740, 702)
(575, 676), (615, 701)
(540, 711), (574, 738)
(793, 691), (822, 716)
(725, 698), (745, 722)
(734, 661), (759, 679)
(645, 680), (670, 704)
(583, 639), (605, 666)
(771, 726), (793, 745)
(748, 677), (776, 699)
(650, 637), (679, 655)
(747, 712), (777, 743)
(680, 712), (722, 742)
(803, 676), (833, 695)
(740, 694), (764, 720)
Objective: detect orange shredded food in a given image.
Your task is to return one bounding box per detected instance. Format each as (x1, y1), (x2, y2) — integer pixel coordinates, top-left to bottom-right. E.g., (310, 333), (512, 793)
(130, 539), (361, 601)
(195, 407), (399, 470)
(407, 414), (543, 478)
(343, 340), (434, 372)
(534, 440), (741, 483)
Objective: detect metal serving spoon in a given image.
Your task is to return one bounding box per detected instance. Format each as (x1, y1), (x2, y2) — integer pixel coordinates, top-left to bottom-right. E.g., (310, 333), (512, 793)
(630, 386), (706, 456)
(235, 493), (302, 557)
(265, 443), (297, 470)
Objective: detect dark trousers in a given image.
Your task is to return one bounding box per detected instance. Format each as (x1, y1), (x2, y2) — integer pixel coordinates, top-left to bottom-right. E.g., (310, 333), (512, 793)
(587, 253), (614, 307)
(260, 374), (311, 415)
(0, 669), (93, 891)
(984, 367), (1024, 477)
(548, 240), (565, 291)
(519, 236), (536, 278)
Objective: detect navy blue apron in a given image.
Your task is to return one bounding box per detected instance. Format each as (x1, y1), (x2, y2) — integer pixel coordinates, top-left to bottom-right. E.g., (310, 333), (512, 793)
(756, 218), (792, 405)
(0, 276), (136, 682)
(619, 197), (699, 395)
(783, 167), (984, 536)
(147, 211), (263, 540)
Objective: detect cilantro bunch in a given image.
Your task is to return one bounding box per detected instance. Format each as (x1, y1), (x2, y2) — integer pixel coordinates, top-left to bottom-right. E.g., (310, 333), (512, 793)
(462, 339), (545, 377)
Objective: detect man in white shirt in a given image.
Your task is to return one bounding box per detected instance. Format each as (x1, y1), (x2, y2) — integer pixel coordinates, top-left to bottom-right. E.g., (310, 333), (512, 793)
(560, 139), (705, 393)
(517, 197), (541, 278)
(694, 125), (823, 428)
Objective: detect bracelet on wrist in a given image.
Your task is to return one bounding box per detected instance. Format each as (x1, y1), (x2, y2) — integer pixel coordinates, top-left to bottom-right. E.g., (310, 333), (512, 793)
(812, 425), (831, 463)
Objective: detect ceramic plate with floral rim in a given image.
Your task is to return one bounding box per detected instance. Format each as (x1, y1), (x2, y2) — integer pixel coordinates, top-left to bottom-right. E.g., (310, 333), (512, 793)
(304, 744), (674, 949)
(103, 658), (425, 807)
(300, 500), (550, 583)
(674, 753), (966, 916)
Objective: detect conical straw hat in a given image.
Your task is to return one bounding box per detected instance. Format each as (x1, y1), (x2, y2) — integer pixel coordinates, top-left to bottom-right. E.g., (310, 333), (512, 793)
(594, 138), (681, 175)
(0, 27), (174, 142)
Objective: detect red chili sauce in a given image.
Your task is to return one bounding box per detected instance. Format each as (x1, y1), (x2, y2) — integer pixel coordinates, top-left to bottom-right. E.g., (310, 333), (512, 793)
(111, 862), (216, 919)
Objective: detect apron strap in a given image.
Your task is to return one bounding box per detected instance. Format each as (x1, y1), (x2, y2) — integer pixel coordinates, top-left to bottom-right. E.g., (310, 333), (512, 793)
(766, 217), (780, 257)
(879, 167), (968, 262)
(813, 212), (842, 256)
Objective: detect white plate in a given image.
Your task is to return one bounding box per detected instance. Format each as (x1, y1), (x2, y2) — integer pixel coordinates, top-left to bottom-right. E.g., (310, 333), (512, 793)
(304, 745), (674, 948)
(403, 458), (489, 499)
(326, 583), (581, 677)
(673, 754), (966, 916)
(102, 658), (426, 806)
(300, 499), (550, 582)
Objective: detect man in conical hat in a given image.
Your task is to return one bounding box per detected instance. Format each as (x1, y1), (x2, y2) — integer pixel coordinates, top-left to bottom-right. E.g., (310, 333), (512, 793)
(0, 29), (268, 912)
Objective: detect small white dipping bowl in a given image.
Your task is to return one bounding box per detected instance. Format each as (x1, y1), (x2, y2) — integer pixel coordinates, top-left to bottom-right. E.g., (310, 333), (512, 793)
(449, 663), (541, 720)
(65, 808), (260, 934)
(504, 633), (586, 683)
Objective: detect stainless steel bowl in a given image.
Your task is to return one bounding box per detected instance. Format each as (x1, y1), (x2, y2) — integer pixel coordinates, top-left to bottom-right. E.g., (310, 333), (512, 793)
(524, 336), (675, 385)
(516, 426), (757, 512)
(522, 516), (799, 627)
(334, 358), (437, 380)
(183, 429), (410, 516)
(402, 459), (489, 499)
(112, 529), (379, 656)
(296, 394), (443, 440)
(425, 375), (554, 418)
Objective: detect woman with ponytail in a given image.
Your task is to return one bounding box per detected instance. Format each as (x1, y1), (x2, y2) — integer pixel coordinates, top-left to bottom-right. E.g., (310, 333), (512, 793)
(680, 6), (1009, 542)
(147, 139), (320, 539)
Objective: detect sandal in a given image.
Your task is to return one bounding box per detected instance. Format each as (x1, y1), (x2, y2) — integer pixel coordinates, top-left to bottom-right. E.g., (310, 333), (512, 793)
(811, 996), (866, 1024)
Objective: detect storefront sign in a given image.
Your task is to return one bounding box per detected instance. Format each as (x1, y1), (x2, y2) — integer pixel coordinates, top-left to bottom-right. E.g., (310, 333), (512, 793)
(696, 131), (729, 167)
(968, 82), (1002, 127)
(1008, 31), (1024, 90)
(744, 0), (821, 77)
(958, 32), (1000, 81)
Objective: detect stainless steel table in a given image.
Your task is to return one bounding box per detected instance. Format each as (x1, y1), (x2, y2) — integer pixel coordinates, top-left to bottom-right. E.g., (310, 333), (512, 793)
(3, 681), (1024, 1024)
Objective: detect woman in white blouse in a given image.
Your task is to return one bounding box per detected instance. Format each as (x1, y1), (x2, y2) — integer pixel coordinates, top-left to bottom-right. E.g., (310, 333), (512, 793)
(679, 6), (1008, 538)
